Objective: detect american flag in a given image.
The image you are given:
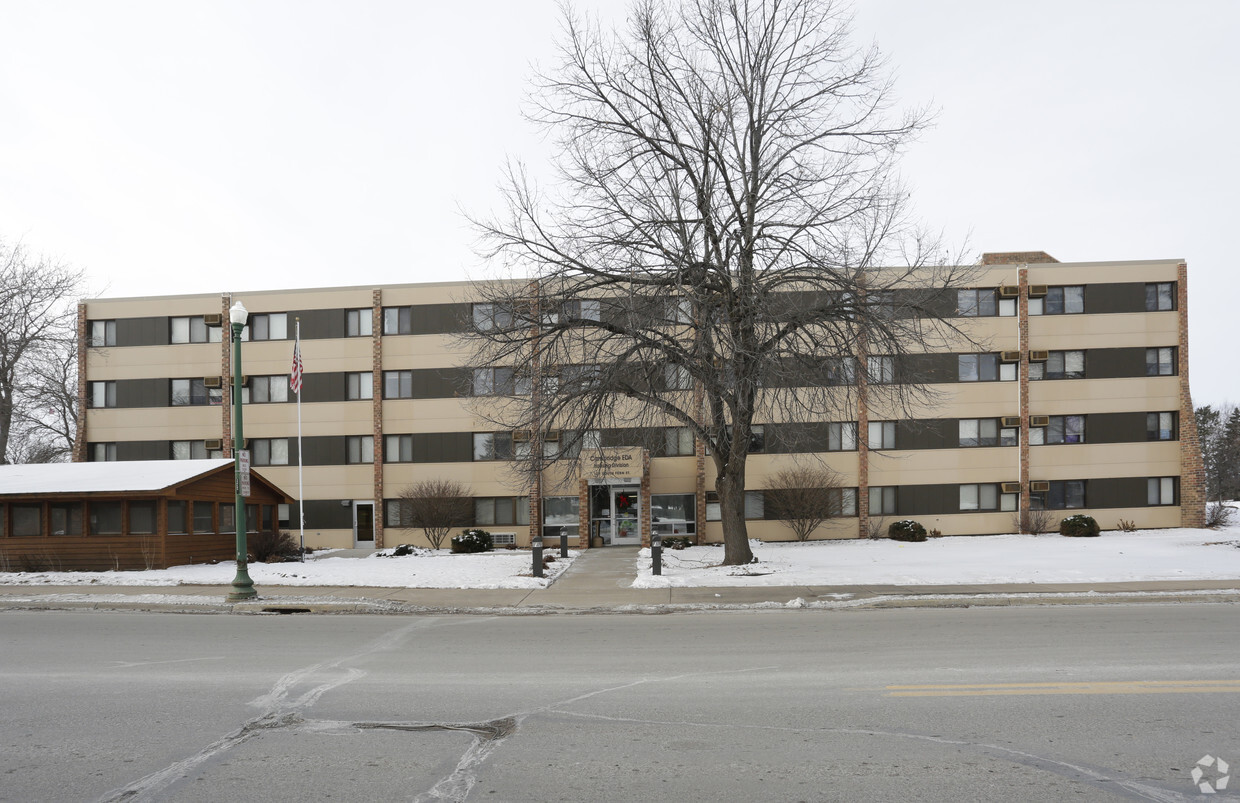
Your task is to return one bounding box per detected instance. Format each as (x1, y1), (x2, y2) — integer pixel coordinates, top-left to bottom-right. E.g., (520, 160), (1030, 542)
(290, 338), (303, 394)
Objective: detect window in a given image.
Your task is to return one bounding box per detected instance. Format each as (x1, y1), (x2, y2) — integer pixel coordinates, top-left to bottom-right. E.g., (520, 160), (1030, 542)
(1040, 286), (1084, 315)
(220, 503), (235, 533)
(1145, 283), (1174, 312)
(959, 484), (1017, 512)
(1147, 412), (1177, 441)
(88, 381), (117, 408)
(748, 425), (766, 453)
(171, 378), (222, 406)
(1148, 477), (1177, 506)
(1031, 480), (1085, 510)
(867, 355), (894, 384)
(473, 432), (513, 461)
(250, 438), (289, 466)
(347, 372), (373, 400)
(868, 421), (896, 450)
(1044, 415), (1085, 444)
(91, 442), (117, 462)
(346, 435), (374, 464)
(660, 297), (692, 325)
(472, 367), (516, 395)
(827, 422), (858, 451)
(471, 303), (513, 332)
(1031, 350), (1085, 380)
(170, 316), (209, 343)
(13, 504), (42, 537)
(825, 358), (856, 386)
(704, 491), (766, 521)
(830, 488), (858, 517)
(1146, 347), (1175, 376)
(958, 353), (999, 382)
(959, 418), (999, 447)
(347, 309), (373, 337)
(384, 499), (411, 527)
(278, 503), (290, 529)
(563, 299), (602, 322)
(89, 320), (116, 347)
(190, 502), (214, 534)
(665, 364), (693, 391)
(957, 289), (997, 317)
(665, 427), (695, 456)
(650, 493), (695, 535)
(383, 370), (413, 399)
(167, 501), (187, 534)
(50, 502), (83, 535)
(248, 313), (288, 341)
(869, 486), (897, 516)
(128, 501), (157, 534)
(999, 297), (1017, 317)
(383, 306), (413, 335)
(248, 375), (289, 404)
(475, 497), (529, 526)
(170, 440), (214, 459)
(385, 434), (413, 462)
(89, 501), (123, 534)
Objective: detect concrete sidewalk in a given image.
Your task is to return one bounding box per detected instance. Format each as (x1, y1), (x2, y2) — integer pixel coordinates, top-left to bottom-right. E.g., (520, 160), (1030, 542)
(1, 546), (1238, 614)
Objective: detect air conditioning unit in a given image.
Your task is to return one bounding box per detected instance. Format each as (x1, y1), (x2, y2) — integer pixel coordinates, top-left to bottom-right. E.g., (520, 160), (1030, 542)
(203, 376), (222, 388)
(204, 439), (223, 451)
(239, 375), (249, 385)
(999, 350), (1021, 363)
(1030, 415), (1050, 427)
(491, 532), (517, 546)
(1028, 350), (1049, 362)
(512, 430), (531, 442)
(1030, 481), (1050, 493)
(1028, 284), (1049, 297)
(203, 313), (222, 326)
(1001, 482), (1021, 494)
(1001, 416), (1022, 428)
(543, 430), (560, 442)
(999, 285), (1020, 298)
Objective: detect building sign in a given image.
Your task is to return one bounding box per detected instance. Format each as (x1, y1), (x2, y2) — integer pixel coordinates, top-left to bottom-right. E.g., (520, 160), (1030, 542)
(581, 447), (643, 484)
(237, 449), (251, 498)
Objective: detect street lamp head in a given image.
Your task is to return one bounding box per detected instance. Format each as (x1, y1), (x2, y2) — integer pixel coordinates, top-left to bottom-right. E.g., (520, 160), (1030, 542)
(229, 301), (248, 326)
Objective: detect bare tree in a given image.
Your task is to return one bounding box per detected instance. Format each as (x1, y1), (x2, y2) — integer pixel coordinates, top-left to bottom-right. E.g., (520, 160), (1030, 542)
(12, 336), (78, 462)
(765, 465), (845, 541)
(397, 480), (475, 550)
(0, 239), (85, 464)
(468, 0), (971, 564)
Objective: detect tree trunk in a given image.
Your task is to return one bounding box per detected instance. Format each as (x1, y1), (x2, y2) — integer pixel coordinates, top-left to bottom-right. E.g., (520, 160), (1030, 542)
(716, 464), (754, 566)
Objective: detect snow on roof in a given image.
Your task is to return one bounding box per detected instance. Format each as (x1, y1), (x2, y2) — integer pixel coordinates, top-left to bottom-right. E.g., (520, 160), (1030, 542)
(0, 459), (237, 496)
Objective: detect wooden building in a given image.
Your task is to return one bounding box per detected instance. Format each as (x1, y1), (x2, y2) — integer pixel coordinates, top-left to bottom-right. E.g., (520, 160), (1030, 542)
(0, 459), (292, 571)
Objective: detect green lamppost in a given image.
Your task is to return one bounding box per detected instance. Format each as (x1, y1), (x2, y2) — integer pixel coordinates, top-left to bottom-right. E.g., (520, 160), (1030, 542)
(227, 300), (257, 601)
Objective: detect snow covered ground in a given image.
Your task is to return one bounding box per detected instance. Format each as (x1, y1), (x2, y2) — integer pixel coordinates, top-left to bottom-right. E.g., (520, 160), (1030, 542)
(632, 526), (1240, 588)
(1, 523), (1237, 590)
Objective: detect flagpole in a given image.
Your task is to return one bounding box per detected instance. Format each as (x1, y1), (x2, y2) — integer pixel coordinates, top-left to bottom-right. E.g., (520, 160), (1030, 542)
(294, 319), (305, 559)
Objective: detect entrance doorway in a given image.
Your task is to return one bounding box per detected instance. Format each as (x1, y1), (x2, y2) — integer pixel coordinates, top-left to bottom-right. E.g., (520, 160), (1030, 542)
(353, 501), (374, 547)
(590, 485), (641, 546)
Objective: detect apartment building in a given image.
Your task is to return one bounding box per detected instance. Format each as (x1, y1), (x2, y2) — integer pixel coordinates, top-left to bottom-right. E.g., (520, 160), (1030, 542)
(74, 252), (1205, 549)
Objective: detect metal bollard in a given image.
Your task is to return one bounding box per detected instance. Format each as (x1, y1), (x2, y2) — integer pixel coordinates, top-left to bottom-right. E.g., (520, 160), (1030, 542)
(651, 533), (662, 576)
(532, 536), (544, 578)
(559, 527), (569, 558)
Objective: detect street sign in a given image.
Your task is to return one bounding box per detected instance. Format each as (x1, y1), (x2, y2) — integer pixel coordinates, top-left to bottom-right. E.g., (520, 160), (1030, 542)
(238, 449), (251, 497)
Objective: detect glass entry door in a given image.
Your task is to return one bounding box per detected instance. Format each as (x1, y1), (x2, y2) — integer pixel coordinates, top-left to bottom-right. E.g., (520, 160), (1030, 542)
(354, 501), (374, 547)
(590, 485), (642, 546)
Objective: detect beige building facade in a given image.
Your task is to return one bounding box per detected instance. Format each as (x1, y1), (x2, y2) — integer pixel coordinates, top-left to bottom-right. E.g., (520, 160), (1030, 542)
(75, 253), (1205, 550)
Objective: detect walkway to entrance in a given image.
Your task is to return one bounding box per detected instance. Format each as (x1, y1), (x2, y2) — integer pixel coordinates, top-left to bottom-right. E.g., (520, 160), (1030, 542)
(532, 546), (670, 608)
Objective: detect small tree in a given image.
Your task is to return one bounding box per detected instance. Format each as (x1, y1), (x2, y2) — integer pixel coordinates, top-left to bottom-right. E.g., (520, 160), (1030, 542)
(397, 480), (474, 549)
(765, 465), (844, 541)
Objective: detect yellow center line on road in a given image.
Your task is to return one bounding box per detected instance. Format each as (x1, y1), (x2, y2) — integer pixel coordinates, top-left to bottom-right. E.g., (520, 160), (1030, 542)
(885, 680), (1240, 697)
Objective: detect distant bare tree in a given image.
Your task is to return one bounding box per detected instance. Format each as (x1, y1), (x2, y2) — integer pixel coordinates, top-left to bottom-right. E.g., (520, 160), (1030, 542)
(469, 0), (971, 564)
(0, 239), (84, 464)
(766, 465), (846, 541)
(12, 336), (78, 462)
(397, 480), (475, 549)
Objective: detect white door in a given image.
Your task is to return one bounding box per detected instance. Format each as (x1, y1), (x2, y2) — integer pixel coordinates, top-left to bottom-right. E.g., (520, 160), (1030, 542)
(610, 487), (641, 545)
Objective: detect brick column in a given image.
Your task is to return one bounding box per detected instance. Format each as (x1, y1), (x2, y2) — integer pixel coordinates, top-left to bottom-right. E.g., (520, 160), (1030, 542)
(693, 377), (707, 545)
(72, 303), (88, 462)
(640, 450), (652, 547)
(371, 290), (385, 548)
(221, 294), (233, 452)
(855, 336), (870, 538)
(1018, 267), (1031, 529)
(1176, 264), (1206, 527)
(577, 478), (591, 550)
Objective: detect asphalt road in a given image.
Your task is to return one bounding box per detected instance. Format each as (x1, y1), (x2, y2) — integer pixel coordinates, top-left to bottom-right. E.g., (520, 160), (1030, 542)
(2, 604), (1238, 802)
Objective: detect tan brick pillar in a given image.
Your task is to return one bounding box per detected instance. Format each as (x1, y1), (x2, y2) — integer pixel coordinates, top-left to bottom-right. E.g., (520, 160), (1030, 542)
(1176, 264), (1206, 527)
(640, 450), (652, 547)
(371, 290), (385, 547)
(221, 294), (233, 452)
(1018, 267), (1031, 529)
(73, 303), (88, 462)
(856, 337), (870, 539)
(577, 478), (591, 550)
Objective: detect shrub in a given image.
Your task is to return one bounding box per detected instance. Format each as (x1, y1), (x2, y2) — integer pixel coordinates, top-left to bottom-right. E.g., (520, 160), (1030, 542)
(250, 529), (301, 562)
(1012, 508), (1055, 535)
(660, 536), (693, 550)
(1116, 519), (1138, 533)
(928, 528), (944, 539)
(451, 529), (493, 554)
(1059, 514), (1101, 538)
(1207, 502), (1236, 529)
(887, 520), (927, 542)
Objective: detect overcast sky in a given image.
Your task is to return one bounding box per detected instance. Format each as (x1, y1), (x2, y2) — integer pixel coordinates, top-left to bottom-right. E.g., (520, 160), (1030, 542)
(1, 1), (1235, 405)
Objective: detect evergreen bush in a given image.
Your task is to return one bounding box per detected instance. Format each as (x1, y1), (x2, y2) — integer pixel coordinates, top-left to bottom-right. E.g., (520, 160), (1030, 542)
(451, 529), (494, 553)
(887, 520), (928, 542)
(1059, 514), (1101, 537)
